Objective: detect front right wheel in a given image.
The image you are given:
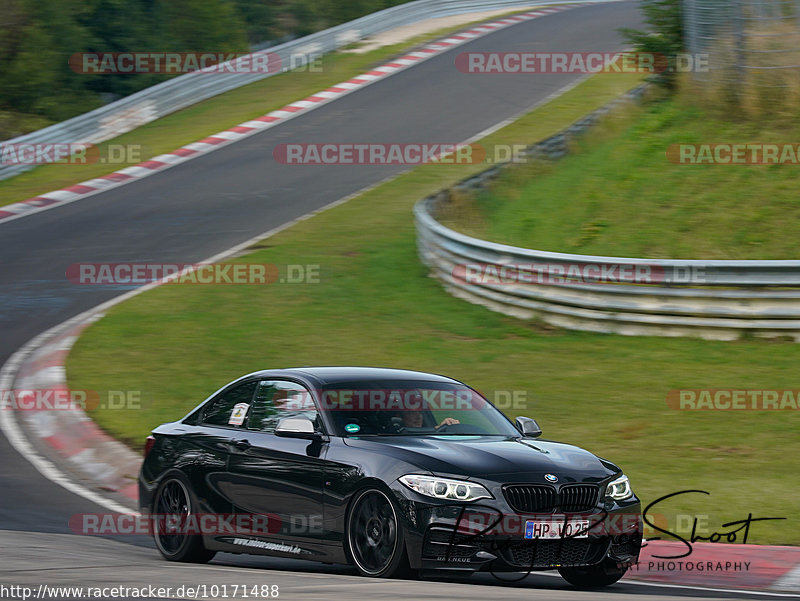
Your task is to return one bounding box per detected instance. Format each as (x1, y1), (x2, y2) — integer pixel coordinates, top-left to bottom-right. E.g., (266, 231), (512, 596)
(558, 559), (628, 588)
(346, 488), (413, 578)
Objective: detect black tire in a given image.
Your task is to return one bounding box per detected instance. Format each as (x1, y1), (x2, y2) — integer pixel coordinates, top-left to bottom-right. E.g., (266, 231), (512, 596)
(152, 474), (216, 563)
(346, 487), (414, 578)
(559, 559), (628, 588)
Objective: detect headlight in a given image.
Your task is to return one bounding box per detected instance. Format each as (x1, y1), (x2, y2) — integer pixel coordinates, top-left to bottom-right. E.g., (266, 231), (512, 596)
(399, 474), (493, 501)
(606, 474), (633, 501)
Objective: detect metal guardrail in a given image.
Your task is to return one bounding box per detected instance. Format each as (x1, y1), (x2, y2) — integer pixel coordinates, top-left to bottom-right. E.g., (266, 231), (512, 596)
(0, 0), (611, 181)
(414, 89), (800, 341)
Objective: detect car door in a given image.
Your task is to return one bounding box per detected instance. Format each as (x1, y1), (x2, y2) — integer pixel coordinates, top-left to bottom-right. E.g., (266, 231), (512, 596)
(178, 379), (259, 515)
(225, 379), (328, 549)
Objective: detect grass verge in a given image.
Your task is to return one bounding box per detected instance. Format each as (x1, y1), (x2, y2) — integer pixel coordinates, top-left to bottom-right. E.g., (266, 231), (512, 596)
(440, 89), (800, 259)
(67, 70), (800, 546)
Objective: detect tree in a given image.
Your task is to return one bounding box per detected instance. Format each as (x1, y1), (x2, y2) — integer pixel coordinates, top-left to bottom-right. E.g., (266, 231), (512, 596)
(620, 0), (683, 89)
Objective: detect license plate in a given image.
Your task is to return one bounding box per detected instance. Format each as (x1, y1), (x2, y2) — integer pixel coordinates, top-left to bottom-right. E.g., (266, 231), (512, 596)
(524, 518), (589, 539)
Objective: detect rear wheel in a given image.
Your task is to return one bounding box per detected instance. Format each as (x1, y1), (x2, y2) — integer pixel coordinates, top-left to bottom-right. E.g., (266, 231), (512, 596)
(153, 475), (216, 563)
(559, 559), (628, 588)
(346, 488), (413, 578)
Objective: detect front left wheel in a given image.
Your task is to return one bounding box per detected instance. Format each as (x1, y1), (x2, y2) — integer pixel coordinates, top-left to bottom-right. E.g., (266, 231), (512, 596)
(152, 474), (216, 563)
(346, 488), (413, 578)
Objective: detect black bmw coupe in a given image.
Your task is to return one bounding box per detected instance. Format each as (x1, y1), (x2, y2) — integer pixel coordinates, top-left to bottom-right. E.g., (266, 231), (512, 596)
(139, 367), (642, 587)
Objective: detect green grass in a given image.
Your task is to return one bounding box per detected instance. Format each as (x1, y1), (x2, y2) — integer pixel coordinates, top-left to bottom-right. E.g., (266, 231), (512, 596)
(67, 71), (800, 546)
(0, 110), (53, 141)
(0, 12), (525, 208)
(440, 91), (800, 259)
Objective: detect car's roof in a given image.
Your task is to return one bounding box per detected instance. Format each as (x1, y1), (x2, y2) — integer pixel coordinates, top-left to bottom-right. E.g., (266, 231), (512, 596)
(243, 366), (460, 386)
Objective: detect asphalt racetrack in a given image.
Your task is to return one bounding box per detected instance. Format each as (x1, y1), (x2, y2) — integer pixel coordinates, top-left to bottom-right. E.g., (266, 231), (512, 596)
(1, 2), (788, 599)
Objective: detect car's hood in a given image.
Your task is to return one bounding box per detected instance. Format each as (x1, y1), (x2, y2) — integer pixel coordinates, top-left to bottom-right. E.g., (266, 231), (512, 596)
(342, 435), (619, 483)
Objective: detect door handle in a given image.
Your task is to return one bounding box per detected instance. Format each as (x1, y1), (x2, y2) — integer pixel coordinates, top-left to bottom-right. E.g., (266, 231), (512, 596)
(230, 438), (251, 451)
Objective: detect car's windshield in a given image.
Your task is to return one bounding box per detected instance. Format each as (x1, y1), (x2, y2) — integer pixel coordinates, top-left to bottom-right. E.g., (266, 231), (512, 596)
(319, 379), (520, 437)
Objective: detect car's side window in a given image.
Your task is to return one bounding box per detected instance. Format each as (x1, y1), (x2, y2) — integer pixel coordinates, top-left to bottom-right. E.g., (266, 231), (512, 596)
(247, 380), (319, 433)
(202, 381), (257, 427)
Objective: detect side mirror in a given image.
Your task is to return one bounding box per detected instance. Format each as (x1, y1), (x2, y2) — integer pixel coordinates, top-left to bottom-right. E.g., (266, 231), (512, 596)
(516, 416), (542, 438)
(275, 416), (323, 440)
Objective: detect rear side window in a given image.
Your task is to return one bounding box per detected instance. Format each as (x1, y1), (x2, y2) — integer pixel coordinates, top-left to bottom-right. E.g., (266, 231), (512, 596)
(202, 381), (257, 427)
(247, 380), (318, 433)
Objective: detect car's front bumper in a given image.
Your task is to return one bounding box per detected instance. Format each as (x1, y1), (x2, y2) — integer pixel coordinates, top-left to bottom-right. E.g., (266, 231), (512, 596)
(389, 480), (642, 573)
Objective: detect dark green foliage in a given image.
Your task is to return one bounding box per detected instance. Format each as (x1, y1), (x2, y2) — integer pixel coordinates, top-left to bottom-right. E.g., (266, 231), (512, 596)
(0, 0), (411, 137)
(620, 0), (683, 89)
